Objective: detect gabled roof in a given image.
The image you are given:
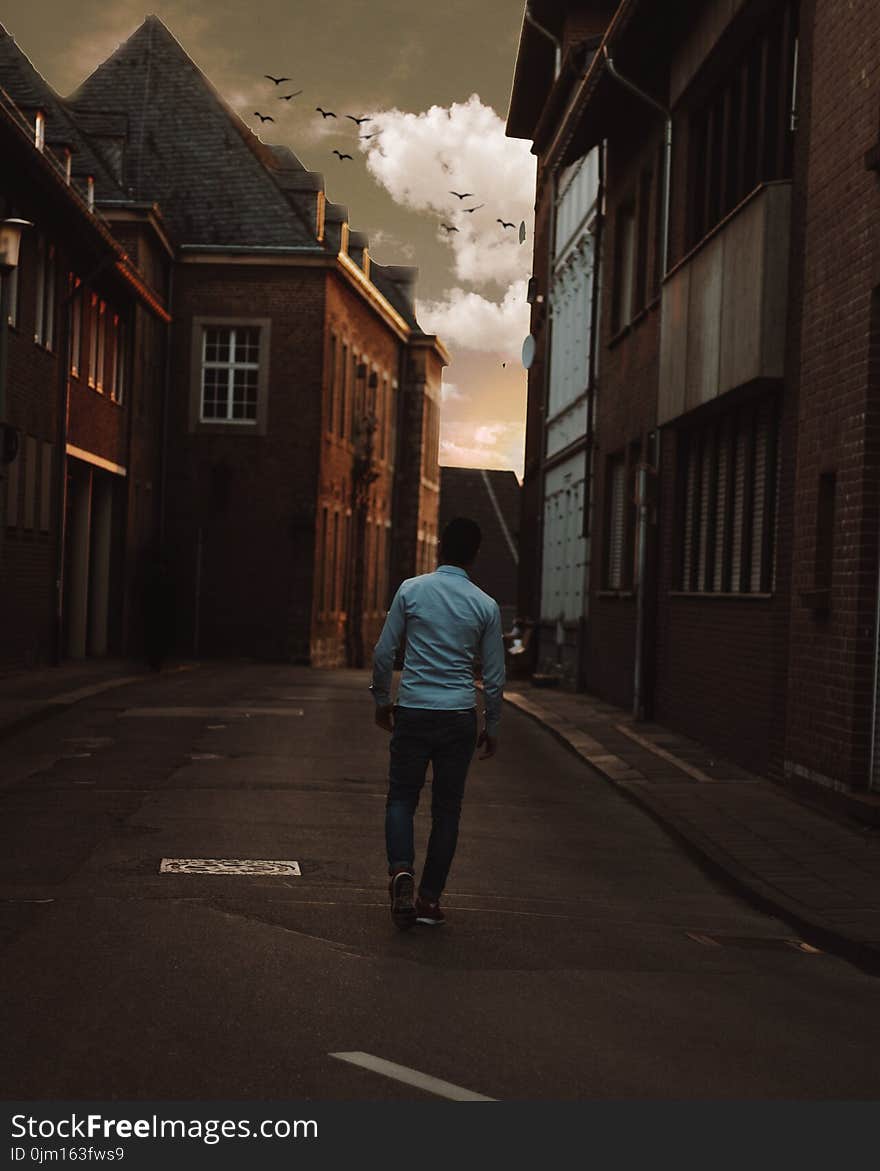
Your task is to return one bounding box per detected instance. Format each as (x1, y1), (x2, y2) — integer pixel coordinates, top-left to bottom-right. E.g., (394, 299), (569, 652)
(0, 25), (126, 199)
(66, 16), (320, 248)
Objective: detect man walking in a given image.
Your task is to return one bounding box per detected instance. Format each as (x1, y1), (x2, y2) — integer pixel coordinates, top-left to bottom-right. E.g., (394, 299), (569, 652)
(370, 517), (505, 930)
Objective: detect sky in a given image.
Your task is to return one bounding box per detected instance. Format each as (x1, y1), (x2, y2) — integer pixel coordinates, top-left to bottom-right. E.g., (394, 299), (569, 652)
(3, 0), (535, 478)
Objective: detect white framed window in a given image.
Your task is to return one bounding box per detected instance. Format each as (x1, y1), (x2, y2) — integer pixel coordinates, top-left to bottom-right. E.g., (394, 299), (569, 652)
(112, 314), (125, 405)
(95, 300), (107, 392)
(200, 325), (261, 423)
(70, 283), (82, 377)
(86, 177), (95, 212)
(35, 111), (45, 152)
(34, 235), (55, 349)
(88, 293), (98, 387)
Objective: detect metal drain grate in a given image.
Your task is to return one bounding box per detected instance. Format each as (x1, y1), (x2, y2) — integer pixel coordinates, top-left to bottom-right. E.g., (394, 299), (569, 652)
(687, 932), (822, 953)
(160, 858), (301, 875)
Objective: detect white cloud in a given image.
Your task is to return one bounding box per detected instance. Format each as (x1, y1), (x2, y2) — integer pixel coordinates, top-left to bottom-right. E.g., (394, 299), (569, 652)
(418, 281), (530, 359)
(440, 420), (524, 476)
(440, 381), (467, 404)
(359, 95), (536, 289)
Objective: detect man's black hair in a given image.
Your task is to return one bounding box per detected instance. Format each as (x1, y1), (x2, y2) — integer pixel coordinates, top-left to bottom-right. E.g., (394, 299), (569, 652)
(440, 517), (482, 566)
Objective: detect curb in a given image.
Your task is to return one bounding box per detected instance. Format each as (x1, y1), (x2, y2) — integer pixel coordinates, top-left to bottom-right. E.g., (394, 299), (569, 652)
(504, 691), (880, 978)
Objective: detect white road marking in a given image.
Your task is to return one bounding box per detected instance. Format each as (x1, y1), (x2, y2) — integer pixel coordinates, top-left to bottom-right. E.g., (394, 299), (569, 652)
(614, 723), (717, 783)
(330, 1052), (496, 1101)
(159, 858), (301, 875)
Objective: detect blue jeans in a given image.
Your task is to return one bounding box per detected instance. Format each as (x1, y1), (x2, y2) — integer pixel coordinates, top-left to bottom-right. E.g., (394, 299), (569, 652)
(385, 706), (479, 900)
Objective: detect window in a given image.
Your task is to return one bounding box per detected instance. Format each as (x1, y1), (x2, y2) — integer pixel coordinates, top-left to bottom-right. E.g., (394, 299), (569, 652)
(35, 111), (45, 152)
(112, 314), (126, 404)
(331, 511), (340, 611)
(327, 333), (337, 433)
(604, 453), (628, 589)
(317, 506), (328, 612)
(611, 202), (636, 334)
(70, 283), (82, 377)
(86, 177), (95, 213)
(338, 343), (348, 438)
(40, 442), (53, 532)
(1, 267), (18, 328)
(634, 167), (653, 313)
(95, 300), (107, 392)
(686, 1), (798, 250)
(34, 235), (55, 349)
(200, 325), (260, 422)
(88, 294), (99, 386)
(677, 397), (779, 593)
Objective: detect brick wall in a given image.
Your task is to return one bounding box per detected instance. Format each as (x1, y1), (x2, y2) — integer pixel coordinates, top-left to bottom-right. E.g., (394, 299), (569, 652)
(784, 0), (880, 789)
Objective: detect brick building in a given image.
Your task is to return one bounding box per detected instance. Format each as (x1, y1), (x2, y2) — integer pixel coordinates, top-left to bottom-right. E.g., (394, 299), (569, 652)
(439, 466), (520, 629)
(508, 0), (880, 794)
(0, 28), (168, 668)
(0, 17), (446, 670)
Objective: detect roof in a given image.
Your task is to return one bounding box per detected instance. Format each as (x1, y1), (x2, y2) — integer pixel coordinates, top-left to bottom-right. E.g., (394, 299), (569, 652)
(66, 16), (320, 248)
(0, 26), (126, 200)
(439, 467), (520, 608)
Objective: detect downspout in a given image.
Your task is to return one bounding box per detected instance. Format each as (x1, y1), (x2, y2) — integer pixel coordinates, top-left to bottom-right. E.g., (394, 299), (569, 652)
(580, 140), (605, 689)
(524, 5), (562, 80)
(602, 44), (672, 278)
(601, 45), (671, 719)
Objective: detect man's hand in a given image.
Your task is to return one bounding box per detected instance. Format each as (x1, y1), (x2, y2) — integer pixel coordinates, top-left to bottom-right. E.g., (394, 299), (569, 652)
(374, 703), (394, 734)
(476, 728), (497, 759)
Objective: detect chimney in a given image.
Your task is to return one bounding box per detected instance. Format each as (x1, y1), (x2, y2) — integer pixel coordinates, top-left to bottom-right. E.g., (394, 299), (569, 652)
(323, 201), (349, 254)
(347, 229), (370, 277)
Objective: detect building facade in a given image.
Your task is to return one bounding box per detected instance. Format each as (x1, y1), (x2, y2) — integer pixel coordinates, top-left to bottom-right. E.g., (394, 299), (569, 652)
(508, 0), (880, 794)
(0, 17), (446, 671)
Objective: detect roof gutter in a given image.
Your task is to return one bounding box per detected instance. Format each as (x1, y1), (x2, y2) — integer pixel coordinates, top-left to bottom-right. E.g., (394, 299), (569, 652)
(524, 4), (562, 80)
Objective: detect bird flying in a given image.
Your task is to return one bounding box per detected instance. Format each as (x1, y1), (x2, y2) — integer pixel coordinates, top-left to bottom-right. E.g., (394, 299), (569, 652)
(497, 219), (516, 229)
(279, 90), (303, 100)
(346, 115), (372, 125)
(360, 133), (376, 140)
(440, 223), (459, 233)
(264, 74), (291, 85)
(450, 191), (474, 200)
(463, 204), (485, 213)
(333, 150), (353, 161)
(254, 112), (275, 123)
(316, 107), (337, 118)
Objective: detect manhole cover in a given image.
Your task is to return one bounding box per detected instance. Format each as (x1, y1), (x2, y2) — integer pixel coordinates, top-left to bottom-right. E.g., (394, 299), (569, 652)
(159, 858), (301, 875)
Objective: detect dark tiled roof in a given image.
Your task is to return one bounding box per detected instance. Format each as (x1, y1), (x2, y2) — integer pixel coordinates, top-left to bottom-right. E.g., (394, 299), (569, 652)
(66, 16), (320, 248)
(439, 467), (520, 609)
(0, 26), (126, 201)
(370, 261), (420, 329)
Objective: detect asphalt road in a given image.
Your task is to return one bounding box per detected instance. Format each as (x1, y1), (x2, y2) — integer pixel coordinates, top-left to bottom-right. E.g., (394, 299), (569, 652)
(0, 663), (877, 1100)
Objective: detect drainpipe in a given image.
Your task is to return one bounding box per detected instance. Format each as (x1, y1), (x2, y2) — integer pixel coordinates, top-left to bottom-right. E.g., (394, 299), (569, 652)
(602, 44), (672, 278)
(580, 141), (605, 690)
(525, 5), (562, 80)
(600, 45), (670, 718)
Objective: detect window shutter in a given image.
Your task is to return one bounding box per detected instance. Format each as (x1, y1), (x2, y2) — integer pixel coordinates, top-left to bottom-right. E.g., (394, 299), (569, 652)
(697, 440), (711, 591)
(608, 458), (626, 589)
(750, 412), (768, 591)
(731, 424), (746, 592)
(682, 443), (696, 588)
(713, 435), (728, 591)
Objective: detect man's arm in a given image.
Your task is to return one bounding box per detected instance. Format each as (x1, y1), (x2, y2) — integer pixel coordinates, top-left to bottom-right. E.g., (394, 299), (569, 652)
(478, 602), (506, 756)
(370, 584), (407, 720)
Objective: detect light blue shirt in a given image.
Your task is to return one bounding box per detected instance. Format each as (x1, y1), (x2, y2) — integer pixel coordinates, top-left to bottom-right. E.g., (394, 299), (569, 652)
(370, 565), (506, 736)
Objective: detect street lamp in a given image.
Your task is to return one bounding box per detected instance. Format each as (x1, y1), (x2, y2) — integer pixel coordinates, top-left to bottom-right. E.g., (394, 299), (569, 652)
(0, 218), (32, 454)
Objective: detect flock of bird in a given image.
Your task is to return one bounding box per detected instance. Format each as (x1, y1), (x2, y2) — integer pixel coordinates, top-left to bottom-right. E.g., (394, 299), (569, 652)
(254, 73), (527, 245)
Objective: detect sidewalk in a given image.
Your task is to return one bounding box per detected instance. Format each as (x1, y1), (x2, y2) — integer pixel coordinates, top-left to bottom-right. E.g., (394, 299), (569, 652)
(505, 681), (880, 975)
(0, 658), (191, 741)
